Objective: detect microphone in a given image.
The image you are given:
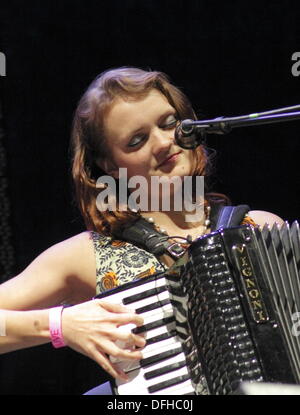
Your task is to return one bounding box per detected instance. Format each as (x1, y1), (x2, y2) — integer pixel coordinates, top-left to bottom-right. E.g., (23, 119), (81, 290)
(175, 105), (300, 149)
(175, 119), (203, 150)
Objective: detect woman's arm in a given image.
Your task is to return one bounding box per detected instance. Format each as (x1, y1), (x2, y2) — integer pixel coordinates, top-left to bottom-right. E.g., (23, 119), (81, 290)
(0, 308), (50, 352)
(0, 232), (145, 380)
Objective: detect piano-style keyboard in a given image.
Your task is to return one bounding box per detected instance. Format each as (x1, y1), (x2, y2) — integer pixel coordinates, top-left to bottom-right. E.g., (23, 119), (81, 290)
(96, 273), (195, 395)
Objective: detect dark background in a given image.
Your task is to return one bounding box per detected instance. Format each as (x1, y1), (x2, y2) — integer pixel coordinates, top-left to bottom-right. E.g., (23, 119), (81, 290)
(0, 0), (299, 394)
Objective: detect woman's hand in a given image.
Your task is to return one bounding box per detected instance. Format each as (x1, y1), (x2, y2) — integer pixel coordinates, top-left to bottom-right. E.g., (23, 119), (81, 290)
(61, 300), (145, 381)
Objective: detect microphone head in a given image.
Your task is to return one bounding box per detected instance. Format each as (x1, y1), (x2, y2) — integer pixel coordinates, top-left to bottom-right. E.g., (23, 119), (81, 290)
(175, 119), (205, 149)
(180, 119), (195, 135)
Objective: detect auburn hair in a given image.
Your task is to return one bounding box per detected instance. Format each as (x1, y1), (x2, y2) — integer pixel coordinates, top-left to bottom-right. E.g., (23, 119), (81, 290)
(71, 67), (226, 236)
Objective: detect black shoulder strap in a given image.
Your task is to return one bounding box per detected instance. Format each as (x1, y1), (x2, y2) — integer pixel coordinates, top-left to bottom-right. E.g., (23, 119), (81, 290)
(114, 204), (250, 260)
(210, 204), (250, 231)
(113, 217), (186, 259)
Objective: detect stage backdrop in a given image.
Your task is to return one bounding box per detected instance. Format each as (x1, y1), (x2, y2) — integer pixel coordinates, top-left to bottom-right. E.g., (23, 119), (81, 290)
(0, 0), (299, 394)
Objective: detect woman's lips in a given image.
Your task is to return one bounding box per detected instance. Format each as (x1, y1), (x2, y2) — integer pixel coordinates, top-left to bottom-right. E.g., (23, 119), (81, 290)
(158, 151), (181, 167)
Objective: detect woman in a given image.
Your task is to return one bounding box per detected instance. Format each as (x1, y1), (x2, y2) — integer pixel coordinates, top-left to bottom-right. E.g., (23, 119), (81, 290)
(0, 67), (283, 391)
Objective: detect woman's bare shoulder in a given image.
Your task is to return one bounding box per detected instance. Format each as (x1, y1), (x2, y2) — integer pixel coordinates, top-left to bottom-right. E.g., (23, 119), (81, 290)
(247, 210), (284, 227)
(33, 231), (95, 274)
(51, 230), (95, 258)
(42, 231), (98, 302)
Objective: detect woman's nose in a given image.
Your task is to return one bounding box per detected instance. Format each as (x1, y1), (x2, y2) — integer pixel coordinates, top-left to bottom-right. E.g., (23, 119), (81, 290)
(152, 128), (174, 155)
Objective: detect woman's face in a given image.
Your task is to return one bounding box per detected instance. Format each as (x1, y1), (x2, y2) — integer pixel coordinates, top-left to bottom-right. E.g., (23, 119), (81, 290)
(101, 89), (195, 187)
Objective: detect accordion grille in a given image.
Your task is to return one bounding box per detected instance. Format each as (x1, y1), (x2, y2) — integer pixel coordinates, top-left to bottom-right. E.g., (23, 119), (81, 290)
(182, 235), (263, 394)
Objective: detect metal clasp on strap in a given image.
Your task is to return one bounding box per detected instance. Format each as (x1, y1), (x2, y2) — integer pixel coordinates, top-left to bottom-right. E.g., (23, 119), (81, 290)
(166, 242), (187, 258)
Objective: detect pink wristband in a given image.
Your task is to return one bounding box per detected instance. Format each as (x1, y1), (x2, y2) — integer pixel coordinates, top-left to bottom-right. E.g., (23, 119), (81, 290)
(49, 306), (66, 349)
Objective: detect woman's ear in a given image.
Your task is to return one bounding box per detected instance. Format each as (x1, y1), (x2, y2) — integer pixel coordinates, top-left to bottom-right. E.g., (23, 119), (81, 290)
(96, 157), (119, 179)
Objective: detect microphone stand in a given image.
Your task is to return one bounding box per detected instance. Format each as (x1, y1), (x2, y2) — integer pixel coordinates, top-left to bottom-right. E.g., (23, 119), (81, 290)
(175, 105), (300, 148)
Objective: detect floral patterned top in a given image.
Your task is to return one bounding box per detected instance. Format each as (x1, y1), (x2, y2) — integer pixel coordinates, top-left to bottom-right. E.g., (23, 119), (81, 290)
(91, 232), (167, 295)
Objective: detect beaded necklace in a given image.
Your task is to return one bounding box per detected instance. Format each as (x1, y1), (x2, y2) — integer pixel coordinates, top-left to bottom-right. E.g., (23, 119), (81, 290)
(142, 205), (211, 247)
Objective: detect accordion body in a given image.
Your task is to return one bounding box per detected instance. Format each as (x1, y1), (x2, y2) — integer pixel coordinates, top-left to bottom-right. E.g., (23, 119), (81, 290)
(182, 222), (300, 394)
(96, 222), (300, 395)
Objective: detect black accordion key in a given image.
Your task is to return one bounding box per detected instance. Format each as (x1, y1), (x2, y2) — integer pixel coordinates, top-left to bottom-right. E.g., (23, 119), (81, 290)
(148, 374), (191, 393)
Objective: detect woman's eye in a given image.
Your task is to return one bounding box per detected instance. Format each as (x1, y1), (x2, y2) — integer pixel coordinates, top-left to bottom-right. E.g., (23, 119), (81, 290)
(128, 134), (146, 147)
(162, 115), (178, 128)
(127, 115), (177, 147)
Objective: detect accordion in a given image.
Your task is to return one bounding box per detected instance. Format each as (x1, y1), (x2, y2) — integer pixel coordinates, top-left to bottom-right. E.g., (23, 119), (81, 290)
(96, 222), (300, 395)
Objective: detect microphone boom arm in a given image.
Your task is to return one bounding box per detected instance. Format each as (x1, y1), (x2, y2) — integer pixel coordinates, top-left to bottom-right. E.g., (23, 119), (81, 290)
(183, 111), (300, 135)
(175, 104), (300, 149)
